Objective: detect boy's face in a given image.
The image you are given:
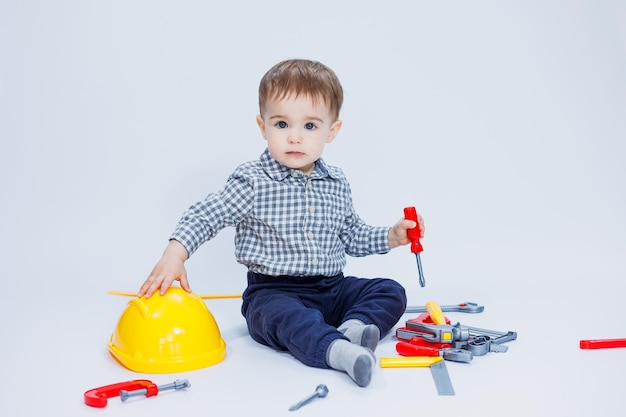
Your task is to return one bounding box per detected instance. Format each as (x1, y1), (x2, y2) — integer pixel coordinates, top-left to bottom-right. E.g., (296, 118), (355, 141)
(256, 94), (342, 176)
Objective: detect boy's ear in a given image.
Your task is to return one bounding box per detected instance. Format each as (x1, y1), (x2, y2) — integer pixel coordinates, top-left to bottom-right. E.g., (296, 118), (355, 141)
(326, 120), (343, 143)
(256, 115), (267, 139)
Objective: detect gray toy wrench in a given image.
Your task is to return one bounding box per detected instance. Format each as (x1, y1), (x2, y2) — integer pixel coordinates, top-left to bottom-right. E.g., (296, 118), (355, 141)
(405, 302), (484, 314)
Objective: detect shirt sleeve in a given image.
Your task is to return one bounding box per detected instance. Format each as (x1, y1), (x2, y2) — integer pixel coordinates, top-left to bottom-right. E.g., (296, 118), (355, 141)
(342, 211), (391, 257)
(170, 168), (254, 257)
(338, 183), (391, 257)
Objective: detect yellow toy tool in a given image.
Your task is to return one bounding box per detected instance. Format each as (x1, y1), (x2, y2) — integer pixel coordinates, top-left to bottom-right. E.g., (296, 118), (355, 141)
(425, 301), (446, 325)
(380, 356), (443, 368)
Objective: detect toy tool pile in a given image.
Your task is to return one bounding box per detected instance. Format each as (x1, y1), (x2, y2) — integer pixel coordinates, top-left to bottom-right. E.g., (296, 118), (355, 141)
(381, 301), (518, 396)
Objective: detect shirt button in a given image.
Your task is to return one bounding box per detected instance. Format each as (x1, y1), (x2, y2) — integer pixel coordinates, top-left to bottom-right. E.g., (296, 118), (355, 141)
(291, 170), (298, 177)
(309, 206), (315, 213)
(307, 231), (313, 239)
(307, 182), (313, 189)
(311, 258), (319, 265)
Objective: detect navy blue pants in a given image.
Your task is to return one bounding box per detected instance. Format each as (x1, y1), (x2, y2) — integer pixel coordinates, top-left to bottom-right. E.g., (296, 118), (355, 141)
(241, 271), (407, 368)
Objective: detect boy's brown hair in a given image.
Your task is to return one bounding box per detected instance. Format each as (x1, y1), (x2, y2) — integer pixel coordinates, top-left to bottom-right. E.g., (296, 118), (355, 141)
(258, 59), (344, 121)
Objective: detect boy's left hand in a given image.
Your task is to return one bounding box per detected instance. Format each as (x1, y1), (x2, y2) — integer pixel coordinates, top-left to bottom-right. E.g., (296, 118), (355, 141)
(388, 215), (425, 249)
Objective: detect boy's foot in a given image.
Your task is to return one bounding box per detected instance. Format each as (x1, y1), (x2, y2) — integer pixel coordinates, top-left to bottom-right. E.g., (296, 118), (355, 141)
(338, 319), (380, 352)
(326, 339), (375, 387)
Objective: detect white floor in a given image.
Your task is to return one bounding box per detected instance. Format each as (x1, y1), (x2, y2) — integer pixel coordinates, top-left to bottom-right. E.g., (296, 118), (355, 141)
(3, 267), (626, 416)
(2, 1), (625, 416)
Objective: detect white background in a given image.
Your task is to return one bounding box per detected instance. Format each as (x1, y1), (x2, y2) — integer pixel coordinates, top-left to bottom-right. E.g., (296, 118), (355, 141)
(1, 1), (625, 416)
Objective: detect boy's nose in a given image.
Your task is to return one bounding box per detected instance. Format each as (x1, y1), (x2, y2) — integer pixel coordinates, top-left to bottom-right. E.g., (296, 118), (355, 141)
(288, 133), (302, 144)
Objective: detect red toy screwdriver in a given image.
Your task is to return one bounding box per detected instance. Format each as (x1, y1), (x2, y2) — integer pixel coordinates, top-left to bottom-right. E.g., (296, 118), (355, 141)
(404, 206), (425, 287)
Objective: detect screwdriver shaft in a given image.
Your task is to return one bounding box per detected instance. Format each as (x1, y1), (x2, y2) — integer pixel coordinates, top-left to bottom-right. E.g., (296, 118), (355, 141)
(415, 253), (425, 287)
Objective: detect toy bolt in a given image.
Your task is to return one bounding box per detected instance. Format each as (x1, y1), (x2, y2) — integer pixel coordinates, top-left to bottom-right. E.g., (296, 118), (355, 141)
(288, 384), (329, 411)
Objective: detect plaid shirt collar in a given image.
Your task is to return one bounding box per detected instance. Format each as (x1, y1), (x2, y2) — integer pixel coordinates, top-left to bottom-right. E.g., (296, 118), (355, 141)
(259, 148), (334, 181)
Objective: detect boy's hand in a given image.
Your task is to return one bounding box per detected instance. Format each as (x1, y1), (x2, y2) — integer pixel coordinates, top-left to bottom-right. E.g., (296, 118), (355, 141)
(388, 214), (425, 249)
(138, 239), (191, 298)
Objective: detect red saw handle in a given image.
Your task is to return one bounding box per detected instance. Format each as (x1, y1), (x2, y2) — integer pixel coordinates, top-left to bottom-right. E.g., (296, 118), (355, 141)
(403, 206), (423, 253)
(84, 379), (155, 408)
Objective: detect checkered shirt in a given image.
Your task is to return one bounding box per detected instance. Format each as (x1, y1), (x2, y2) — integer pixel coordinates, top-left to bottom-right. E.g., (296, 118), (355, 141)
(170, 149), (390, 277)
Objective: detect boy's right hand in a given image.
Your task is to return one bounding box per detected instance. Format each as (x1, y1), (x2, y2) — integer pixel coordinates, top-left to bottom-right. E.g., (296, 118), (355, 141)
(138, 239), (191, 298)
(387, 215), (425, 250)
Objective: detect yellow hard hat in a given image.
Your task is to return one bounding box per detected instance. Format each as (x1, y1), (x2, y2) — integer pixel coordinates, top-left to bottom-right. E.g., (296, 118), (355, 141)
(108, 287), (226, 373)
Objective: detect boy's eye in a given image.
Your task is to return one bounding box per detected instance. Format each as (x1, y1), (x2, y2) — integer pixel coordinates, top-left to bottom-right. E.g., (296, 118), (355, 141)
(304, 122), (317, 131)
(276, 121), (288, 129)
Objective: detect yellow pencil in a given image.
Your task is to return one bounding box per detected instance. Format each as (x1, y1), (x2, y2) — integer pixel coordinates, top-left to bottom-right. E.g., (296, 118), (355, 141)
(107, 290), (242, 299)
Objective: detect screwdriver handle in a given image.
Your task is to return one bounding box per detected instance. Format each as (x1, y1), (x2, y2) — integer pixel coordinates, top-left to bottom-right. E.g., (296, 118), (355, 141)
(425, 301), (446, 326)
(403, 206), (423, 253)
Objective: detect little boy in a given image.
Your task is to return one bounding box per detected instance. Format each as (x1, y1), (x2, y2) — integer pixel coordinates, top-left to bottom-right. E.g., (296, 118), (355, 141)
(138, 59), (424, 387)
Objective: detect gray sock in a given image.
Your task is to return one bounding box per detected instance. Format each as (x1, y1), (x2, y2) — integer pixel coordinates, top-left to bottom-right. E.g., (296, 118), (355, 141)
(326, 339), (375, 387)
(338, 319), (381, 352)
